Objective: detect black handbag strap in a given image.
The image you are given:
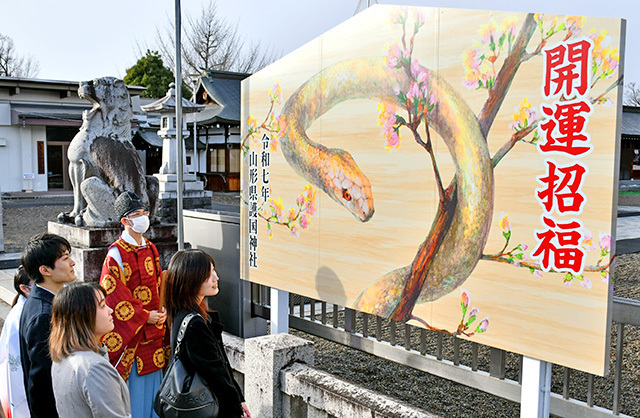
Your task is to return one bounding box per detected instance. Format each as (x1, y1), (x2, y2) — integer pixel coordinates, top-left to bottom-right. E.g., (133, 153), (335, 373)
(173, 313), (198, 358)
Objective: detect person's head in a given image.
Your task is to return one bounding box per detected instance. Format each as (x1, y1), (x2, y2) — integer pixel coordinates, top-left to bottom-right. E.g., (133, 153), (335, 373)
(49, 282), (113, 362)
(21, 233), (75, 286)
(164, 249), (219, 322)
(12, 265), (33, 306)
(114, 191), (149, 235)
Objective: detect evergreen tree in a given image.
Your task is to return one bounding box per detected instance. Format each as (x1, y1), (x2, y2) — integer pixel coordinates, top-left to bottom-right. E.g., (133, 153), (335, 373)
(124, 50), (191, 99)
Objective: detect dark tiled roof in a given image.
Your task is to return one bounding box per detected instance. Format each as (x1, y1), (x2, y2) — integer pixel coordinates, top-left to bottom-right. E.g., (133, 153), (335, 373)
(198, 70), (250, 124)
(134, 129), (163, 147)
(622, 106), (640, 137)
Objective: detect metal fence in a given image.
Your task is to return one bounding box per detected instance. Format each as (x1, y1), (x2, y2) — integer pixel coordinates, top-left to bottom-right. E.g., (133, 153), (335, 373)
(251, 284), (639, 417)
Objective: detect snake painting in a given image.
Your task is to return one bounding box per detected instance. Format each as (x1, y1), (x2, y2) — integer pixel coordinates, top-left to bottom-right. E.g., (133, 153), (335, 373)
(278, 56), (495, 319)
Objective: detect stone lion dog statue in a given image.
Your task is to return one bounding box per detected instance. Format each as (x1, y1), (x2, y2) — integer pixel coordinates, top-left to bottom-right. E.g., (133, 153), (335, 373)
(59, 77), (158, 227)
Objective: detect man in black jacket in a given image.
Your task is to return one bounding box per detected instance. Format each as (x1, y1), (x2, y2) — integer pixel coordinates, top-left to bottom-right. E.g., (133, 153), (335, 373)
(19, 233), (76, 418)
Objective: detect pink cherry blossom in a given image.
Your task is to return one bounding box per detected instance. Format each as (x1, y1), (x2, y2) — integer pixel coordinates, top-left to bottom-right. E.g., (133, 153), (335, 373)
(581, 228), (597, 250)
(385, 43), (402, 69)
(411, 59), (421, 78)
(407, 82), (420, 100)
(300, 214), (311, 229)
(476, 317), (489, 333)
(599, 233), (611, 252)
(579, 276), (592, 289)
(460, 289), (470, 309)
(385, 130), (401, 152)
(466, 307), (478, 325)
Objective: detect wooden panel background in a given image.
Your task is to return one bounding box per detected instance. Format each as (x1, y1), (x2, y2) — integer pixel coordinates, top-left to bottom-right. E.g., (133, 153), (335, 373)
(240, 5), (624, 375)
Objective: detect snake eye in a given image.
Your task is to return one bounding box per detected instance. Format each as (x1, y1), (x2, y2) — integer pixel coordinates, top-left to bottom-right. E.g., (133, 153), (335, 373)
(342, 189), (352, 201)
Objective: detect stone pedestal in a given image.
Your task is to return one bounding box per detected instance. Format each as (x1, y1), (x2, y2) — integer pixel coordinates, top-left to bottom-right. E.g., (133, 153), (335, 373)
(48, 221), (184, 282)
(244, 334), (314, 418)
(0, 197), (4, 253)
(154, 173), (212, 223)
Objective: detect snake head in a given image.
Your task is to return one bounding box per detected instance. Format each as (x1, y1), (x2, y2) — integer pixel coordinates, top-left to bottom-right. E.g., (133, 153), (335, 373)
(323, 152), (374, 222)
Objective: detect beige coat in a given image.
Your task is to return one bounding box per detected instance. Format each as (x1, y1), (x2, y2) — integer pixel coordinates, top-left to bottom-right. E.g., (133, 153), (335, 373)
(51, 346), (131, 417)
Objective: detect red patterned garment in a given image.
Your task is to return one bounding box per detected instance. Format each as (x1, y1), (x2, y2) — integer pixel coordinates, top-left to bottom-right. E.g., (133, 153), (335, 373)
(99, 237), (167, 380)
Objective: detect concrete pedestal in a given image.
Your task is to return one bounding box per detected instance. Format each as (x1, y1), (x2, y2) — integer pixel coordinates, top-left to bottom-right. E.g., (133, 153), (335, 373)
(48, 221), (183, 282)
(0, 197), (4, 253)
(184, 208), (267, 339)
(245, 334), (314, 418)
(154, 173), (212, 223)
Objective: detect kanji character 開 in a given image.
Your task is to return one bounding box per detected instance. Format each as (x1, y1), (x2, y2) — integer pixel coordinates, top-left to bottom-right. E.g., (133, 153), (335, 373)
(542, 38), (593, 99)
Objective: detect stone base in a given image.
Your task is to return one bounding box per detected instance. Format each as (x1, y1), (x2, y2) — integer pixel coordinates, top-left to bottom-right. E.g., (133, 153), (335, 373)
(0, 198), (4, 252)
(48, 221), (186, 282)
(156, 196), (212, 224)
(153, 173), (213, 223)
(0, 252), (21, 269)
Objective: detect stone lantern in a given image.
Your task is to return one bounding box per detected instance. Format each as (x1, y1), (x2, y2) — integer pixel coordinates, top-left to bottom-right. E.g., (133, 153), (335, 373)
(141, 83), (212, 222)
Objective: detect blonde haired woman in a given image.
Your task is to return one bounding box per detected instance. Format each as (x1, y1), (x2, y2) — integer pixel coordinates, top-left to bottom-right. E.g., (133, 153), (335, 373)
(49, 282), (131, 417)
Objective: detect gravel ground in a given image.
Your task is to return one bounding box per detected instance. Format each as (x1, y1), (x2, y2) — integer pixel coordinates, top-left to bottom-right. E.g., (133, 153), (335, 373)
(618, 193), (640, 207)
(1, 192), (639, 417)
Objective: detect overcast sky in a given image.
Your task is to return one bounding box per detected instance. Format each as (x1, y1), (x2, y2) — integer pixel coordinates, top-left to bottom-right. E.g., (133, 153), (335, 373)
(0, 0), (637, 84)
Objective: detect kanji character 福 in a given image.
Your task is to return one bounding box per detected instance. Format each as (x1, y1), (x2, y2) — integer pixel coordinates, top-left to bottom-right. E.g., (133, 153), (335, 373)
(531, 215), (586, 274)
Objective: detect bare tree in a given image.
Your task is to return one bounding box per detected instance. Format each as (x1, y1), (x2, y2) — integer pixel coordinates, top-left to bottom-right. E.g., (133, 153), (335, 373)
(0, 33), (40, 78)
(624, 82), (640, 107)
(154, 0), (278, 78)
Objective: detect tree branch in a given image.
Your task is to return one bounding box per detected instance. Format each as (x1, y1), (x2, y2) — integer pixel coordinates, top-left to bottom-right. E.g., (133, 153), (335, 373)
(478, 14), (537, 137)
(492, 124), (538, 168)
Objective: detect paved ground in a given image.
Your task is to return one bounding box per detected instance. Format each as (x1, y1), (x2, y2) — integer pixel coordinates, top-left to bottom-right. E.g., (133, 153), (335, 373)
(1, 190), (640, 416)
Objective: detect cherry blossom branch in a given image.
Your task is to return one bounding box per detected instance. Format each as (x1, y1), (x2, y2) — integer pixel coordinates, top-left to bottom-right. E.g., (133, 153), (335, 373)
(591, 75), (623, 102)
(482, 253), (614, 273)
(478, 14), (537, 137)
(397, 119), (446, 201)
(410, 289), (489, 338)
(492, 124), (538, 168)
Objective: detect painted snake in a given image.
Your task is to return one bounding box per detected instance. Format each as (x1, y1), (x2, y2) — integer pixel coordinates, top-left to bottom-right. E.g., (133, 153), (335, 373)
(279, 57), (494, 316)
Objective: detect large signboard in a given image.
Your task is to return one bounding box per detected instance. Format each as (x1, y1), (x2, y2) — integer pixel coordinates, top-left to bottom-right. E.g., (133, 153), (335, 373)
(240, 5), (624, 375)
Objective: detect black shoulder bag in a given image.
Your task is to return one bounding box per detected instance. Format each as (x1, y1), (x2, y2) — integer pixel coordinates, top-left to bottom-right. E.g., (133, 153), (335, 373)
(154, 313), (219, 418)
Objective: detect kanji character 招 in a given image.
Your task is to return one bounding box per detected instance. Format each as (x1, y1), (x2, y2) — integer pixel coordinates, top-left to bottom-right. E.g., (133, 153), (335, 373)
(536, 159), (588, 214)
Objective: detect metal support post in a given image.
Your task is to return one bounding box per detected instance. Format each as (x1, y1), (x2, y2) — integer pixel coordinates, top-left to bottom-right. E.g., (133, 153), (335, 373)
(520, 356), (551, 418)
(270, 288), (289, 334)
(174, 0), (184, 250)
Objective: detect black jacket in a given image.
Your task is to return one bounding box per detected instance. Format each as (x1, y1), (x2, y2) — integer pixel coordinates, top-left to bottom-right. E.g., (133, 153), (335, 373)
(171, 310), (245, 418)
(19, 285), (58, 418)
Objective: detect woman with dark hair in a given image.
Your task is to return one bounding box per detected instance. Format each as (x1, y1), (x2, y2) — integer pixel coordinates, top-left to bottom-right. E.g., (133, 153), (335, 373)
(0, 267), (32, 418)
(49, 283), (131, 417)
(164, 249), (250, 418)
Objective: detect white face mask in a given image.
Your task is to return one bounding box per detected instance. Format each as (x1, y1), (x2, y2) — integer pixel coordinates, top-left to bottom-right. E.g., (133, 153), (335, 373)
(127, 214), (150, 234)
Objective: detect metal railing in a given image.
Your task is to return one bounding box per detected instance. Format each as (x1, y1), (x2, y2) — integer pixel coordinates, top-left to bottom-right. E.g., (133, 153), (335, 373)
(251, 283), (639, 417)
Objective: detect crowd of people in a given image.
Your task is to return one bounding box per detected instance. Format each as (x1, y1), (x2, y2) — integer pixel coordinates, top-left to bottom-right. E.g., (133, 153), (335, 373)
(0, 191), (250, 418)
